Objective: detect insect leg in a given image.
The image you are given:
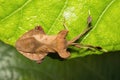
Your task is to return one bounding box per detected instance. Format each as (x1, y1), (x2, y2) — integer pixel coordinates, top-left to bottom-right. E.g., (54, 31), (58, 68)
(68, 15), (92, 45)
(68, 27), (92, 45)
(70, 43), (107, 52)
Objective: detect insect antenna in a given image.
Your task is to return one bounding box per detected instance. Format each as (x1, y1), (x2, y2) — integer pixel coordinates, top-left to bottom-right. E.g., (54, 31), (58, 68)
(63, 17), (68, 30)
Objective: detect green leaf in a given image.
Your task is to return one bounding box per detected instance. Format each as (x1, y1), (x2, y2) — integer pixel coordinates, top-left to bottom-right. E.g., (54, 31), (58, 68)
(0, 41), (120, 80)
(0, 0), (120, 58)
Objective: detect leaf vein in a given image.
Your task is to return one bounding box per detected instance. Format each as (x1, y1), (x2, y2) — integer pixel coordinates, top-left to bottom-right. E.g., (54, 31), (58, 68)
(47, 0), (68, 34)
(0, 0), (32, 22)
(81, 0), (116, 41)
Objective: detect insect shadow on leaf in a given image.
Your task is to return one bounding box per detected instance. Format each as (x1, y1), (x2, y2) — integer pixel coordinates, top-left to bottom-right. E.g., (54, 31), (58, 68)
(15, 15), (105, 64)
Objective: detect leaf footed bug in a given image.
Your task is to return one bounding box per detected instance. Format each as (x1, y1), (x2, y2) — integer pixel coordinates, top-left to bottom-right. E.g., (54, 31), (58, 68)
(15, 15), (104, 63)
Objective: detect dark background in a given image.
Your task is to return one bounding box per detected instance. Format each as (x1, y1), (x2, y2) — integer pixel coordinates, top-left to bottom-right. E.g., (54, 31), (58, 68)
(0, 41), (120, 80)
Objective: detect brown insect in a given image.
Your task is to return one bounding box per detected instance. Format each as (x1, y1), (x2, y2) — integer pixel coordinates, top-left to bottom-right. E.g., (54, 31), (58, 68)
(15, 16), (102, 63)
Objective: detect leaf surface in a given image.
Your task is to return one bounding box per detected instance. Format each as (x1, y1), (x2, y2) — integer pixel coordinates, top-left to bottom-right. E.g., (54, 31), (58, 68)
(0, 0), (120, 58)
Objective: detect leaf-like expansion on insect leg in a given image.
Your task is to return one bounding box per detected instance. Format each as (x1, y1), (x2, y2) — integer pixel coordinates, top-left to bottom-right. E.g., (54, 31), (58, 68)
(87, 15), (92, 27)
